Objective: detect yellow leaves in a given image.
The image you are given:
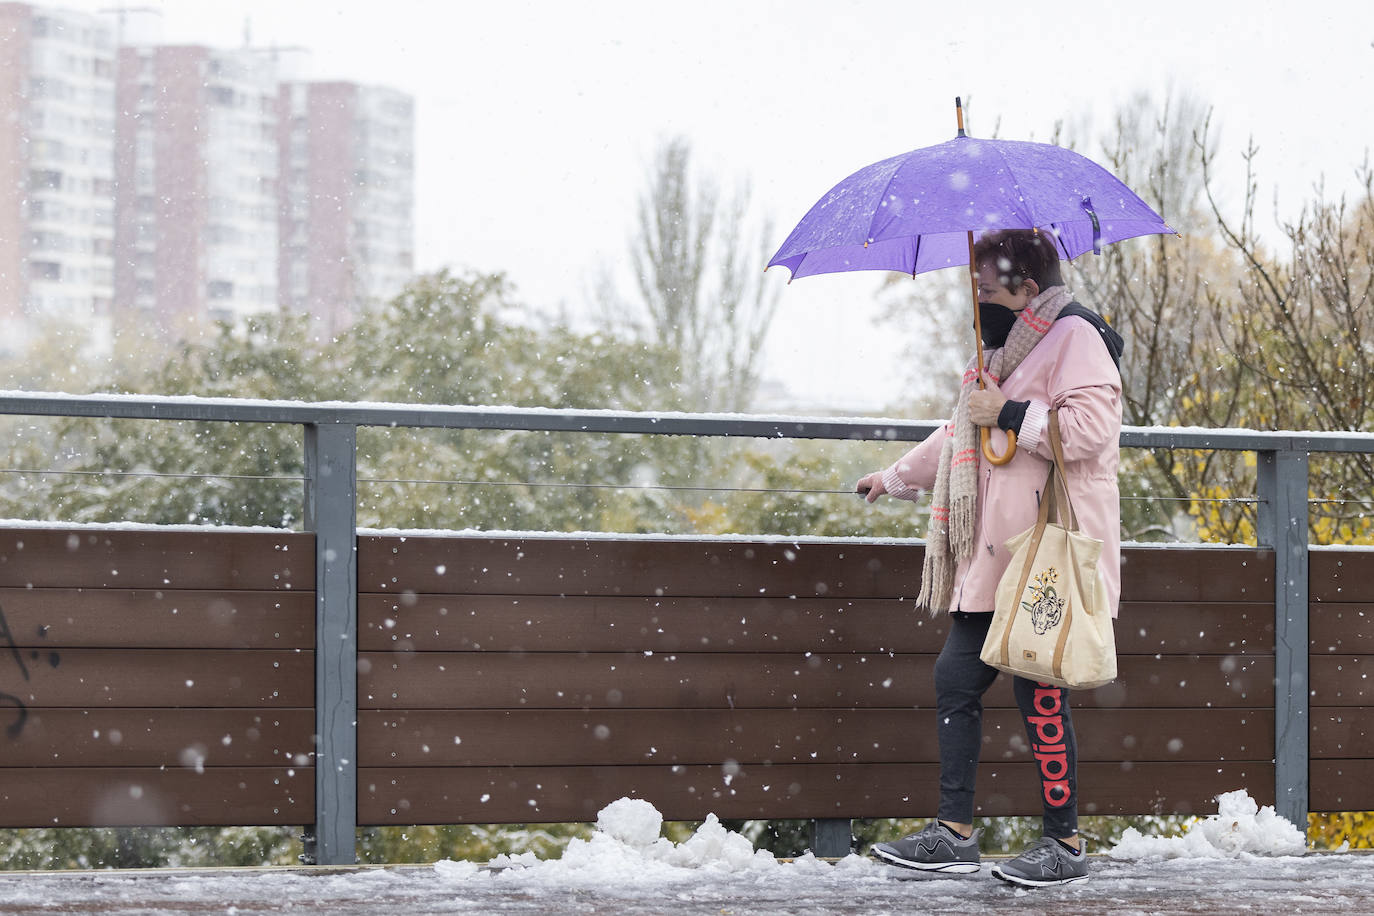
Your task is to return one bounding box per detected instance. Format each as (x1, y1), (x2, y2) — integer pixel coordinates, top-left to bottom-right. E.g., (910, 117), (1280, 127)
(1179, 382), (1231, 414)
(1310, 811), (1374, 850)
(1179, 449), (1372, 548)
(1186, 473), (1257, 545)
(1311, 513), (1374, 547)
(683, 500), (733, 535)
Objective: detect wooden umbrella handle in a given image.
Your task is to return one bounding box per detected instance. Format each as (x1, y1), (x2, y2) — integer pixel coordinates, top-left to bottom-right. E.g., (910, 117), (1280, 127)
(968, 226), (1018, 467)
(981, 427), (1017, 466)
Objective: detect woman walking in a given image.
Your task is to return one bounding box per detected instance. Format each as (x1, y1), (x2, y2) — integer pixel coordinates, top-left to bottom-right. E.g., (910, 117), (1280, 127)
(855, 229), (1123, 887)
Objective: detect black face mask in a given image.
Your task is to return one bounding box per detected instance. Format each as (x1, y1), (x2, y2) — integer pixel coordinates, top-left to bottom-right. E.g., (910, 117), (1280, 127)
(977, 301), (1019, 348)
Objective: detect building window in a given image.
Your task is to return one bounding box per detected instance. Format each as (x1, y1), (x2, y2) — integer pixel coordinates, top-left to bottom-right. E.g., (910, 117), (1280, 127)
(207, 280), (234, 299)
(31, 261), (62, 281)
(30, 169), (63, 190)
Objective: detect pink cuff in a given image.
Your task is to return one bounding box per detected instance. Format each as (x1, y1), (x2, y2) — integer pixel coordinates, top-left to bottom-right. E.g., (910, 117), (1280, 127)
(1018, 399), (1050, 451)
(882, 464), (922, 502)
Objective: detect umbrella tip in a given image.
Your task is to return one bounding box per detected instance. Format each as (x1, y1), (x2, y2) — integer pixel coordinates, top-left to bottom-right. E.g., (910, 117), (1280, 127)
(955, 96), (966, 137)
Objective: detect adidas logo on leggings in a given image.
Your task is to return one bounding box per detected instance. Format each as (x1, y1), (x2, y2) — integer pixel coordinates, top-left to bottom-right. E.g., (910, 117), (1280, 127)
(1029, 683), (1072, 808)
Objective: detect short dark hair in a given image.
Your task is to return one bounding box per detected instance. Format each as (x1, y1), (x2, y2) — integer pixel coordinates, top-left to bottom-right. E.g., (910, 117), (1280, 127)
(973, 229), (1064, 292)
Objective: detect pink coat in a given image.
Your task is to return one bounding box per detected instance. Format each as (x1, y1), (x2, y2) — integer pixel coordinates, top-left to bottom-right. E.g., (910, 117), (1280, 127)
(882, 315), (1123, 617)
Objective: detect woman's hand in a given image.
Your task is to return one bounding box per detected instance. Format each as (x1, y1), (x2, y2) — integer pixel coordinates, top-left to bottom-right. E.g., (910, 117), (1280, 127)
(968, 372), (1007, 428)
(855, 471), (886, 503)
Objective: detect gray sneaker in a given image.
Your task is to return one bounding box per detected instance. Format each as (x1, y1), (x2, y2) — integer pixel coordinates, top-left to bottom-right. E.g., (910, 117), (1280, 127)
(991, 836), (1089, 887)
(870, 821), (982, 873)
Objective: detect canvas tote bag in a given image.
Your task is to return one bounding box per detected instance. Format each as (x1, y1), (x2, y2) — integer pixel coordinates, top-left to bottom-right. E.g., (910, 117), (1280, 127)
(979, 411), (1117, 689)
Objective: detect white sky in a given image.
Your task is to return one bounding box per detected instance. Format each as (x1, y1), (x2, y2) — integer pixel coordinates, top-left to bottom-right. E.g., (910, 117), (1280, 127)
(57, 0), (1374, 411)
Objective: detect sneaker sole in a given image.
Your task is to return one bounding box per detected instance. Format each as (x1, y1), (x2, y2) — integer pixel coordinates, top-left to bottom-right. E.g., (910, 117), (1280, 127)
(991, 865), (1088, 887)
(871, 846), (980, 874)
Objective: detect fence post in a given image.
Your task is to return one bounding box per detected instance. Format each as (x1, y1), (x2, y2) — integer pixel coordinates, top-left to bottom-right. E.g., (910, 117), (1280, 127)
(303, 422), (359, 865)
(810, 818), (853, 858)
(1256, 447), (1309, 832)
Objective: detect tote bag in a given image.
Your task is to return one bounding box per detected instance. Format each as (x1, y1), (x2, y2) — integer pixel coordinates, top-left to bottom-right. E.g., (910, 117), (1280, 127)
(979, 412), (1116, 689)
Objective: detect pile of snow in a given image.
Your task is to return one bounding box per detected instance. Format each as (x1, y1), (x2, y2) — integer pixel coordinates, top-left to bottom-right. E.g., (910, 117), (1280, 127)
(1109, 790), (1308, 859)
(435, 789), (1313, 891)
(595, 797), (663, 849)
(434, 797), (874, 888)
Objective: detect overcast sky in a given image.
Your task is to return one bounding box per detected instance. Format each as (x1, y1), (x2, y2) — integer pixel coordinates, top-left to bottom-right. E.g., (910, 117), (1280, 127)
(60, 0), (1374, 410)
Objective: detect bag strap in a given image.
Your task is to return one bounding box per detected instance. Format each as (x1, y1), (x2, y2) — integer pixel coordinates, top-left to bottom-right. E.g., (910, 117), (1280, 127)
(1000, 455), (1057, 666)
(998, 411), (1079, 668)
(1046, 411), (1078, 532)
(1000, 511), (1052, 667)
(1047, 410), (1094, 678)
(1051, 537), (1080, 680)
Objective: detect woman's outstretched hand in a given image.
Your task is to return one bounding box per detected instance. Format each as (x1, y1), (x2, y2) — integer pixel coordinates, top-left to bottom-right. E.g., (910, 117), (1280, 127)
(855, 471), (886, 503)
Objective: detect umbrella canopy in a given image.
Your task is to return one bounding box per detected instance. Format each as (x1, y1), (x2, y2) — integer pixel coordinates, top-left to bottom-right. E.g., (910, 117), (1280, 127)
(768, 134), (1174, 280)
(769, 104), (1175, 465)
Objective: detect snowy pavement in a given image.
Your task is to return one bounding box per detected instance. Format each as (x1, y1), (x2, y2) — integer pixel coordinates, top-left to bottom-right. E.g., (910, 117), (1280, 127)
(2, 794), (1371, 915)
(1, 854), (1372, 915)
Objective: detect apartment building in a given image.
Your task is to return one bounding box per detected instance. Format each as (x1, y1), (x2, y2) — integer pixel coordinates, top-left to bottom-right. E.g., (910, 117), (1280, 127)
(278, 81), (414, 336)
(113, 40), (280, 336)
(0, 2), (116, 355)
(1, 3), (415, 355)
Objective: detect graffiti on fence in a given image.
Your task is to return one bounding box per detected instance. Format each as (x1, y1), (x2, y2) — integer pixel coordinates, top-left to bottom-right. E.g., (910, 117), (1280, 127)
(0, 602), (61, 738)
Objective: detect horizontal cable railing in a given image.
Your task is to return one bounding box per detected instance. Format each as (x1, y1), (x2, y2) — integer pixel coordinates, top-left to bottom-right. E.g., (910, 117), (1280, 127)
(0, 465), (1276, 506)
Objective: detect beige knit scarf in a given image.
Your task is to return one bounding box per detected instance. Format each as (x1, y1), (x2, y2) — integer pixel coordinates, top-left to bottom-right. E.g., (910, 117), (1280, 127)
(917, 285), (1071, 612)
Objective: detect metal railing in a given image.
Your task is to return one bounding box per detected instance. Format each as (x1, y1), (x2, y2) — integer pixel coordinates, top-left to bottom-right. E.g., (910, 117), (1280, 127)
(3, 390), (1372, 864)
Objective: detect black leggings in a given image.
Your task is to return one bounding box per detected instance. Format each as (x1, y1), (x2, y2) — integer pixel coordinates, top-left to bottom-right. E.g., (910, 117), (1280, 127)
(934, 611), (1079, 838)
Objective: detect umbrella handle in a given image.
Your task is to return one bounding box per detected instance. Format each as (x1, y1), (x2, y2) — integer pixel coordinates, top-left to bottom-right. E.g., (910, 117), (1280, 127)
(981, 427), (1017, 466)
(968, 227), (1017, 467)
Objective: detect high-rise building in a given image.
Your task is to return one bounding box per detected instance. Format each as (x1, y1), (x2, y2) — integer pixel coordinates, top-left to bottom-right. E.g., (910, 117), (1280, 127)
(1, 3), (414, 353)
(0, 2), (116, 356)
(278, 81), (414, 336)
(113, 40), (279, 336)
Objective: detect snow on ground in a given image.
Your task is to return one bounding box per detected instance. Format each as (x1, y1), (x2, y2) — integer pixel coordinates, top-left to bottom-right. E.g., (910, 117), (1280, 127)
(4, 852), (1373, 916)
(436, 790), (1313, 889)
(2, 793), (1372, 914)
(1110, 789), (1310, 859)
(457, 801), (855, 889)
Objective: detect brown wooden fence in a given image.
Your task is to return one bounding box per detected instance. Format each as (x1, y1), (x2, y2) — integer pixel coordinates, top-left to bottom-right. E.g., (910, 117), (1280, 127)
(1309, 548), (1374, 810)
(353, 534), (1371, 823)
(0, 527), (315, 826)
(3, 527), (1372, 832)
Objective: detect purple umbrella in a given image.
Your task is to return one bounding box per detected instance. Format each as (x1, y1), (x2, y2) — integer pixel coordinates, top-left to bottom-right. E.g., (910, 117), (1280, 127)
(769, 99), (1174, 462)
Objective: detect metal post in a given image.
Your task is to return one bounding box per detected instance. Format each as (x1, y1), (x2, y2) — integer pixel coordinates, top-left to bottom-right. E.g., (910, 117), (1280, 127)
(303, 423), (359, 865)
(810, 818), (853, 858)
(1256, 447), (1309, 831)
